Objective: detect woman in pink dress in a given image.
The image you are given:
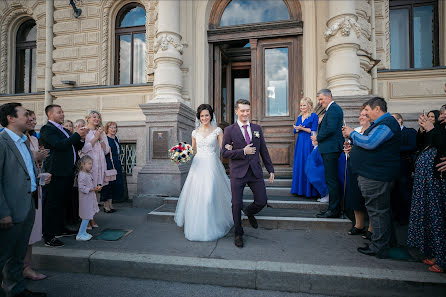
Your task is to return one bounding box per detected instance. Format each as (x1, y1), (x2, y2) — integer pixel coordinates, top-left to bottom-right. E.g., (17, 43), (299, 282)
(80, 111), (110, 228)
(24, 110), (49, 280)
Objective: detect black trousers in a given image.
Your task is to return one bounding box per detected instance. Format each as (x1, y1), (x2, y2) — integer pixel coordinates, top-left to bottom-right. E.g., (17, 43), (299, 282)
(42, 175), (74, 240)
(321, 152), (341, 213)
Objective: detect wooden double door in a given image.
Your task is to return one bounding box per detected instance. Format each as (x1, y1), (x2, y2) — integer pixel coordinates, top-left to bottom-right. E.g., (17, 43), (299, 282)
(210, 36), (302, 176)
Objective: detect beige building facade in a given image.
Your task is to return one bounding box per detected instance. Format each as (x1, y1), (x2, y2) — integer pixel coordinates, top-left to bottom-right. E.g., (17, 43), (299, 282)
(0, 0), (445, 196)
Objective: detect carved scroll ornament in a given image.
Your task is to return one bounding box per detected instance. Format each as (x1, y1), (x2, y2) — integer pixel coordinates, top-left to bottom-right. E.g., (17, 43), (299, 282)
(324, 17), (361, 41)
(154, 33), (183, 55)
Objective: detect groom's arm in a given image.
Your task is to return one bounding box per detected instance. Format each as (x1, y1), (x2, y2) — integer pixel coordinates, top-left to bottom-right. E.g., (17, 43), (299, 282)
(258, 127), (274, 174)
(221, 127), (246, 160)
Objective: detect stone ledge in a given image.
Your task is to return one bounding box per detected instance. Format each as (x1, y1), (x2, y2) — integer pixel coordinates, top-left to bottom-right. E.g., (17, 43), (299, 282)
(32, 248), (446, 297)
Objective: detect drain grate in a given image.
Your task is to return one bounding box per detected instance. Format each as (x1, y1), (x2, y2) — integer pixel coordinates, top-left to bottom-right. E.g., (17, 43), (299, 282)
(94, 229), (132, 241)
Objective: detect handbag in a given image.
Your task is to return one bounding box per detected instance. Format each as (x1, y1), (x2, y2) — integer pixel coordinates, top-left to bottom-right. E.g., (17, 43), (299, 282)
(104, 150), (117, 183)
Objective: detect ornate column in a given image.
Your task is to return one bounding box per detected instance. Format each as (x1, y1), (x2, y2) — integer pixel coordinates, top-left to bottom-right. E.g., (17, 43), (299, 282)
(152, 0), (184, 103)
(324, 0), (364, 96)
(44, 0), (54, 111)
(137, 0), (195, 199)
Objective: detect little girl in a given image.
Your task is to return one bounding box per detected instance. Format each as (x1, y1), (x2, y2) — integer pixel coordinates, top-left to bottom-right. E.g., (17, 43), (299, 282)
(76, 155), (101, 241)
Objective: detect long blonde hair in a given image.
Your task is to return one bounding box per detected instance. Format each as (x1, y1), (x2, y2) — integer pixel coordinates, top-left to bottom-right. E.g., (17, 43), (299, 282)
(299, 97), (314, 116)
(85, 110), (103, 128)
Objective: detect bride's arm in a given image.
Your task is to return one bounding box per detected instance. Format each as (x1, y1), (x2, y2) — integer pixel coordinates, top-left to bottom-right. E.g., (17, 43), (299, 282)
(192, 136), (197, 155)
(218, 133), (223, 150)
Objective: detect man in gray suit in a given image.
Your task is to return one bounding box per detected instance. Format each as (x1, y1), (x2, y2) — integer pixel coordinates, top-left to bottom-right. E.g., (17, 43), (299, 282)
(0, 103), (46, 297)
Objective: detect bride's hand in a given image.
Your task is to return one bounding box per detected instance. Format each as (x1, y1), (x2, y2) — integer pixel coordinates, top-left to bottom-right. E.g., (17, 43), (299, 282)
(225, 144), (233, 151)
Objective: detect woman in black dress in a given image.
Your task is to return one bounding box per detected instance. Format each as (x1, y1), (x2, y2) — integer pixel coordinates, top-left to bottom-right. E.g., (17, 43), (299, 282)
(101, 122), (125, 212)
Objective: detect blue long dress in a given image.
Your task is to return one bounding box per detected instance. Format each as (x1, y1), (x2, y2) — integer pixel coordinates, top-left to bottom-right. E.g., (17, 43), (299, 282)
(291, 113), (319, 197)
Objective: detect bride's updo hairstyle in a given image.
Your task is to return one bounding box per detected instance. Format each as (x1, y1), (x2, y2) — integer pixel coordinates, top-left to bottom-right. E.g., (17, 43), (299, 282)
(196, 104), (214, 122)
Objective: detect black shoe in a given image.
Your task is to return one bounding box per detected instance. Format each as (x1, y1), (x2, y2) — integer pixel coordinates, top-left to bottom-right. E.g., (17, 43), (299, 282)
(362, 231), (373, 241)
(316, 210), (340, 218)
(247, 215), (258, 229)
(348, 227), (365, 235)
(44, 237), (64, 248)
(13, 289), (47, 297)
(234, 235), (244, 248)
(56, 229), (77, 238)
(317, 210), (327, 216)
(357, 246), (376, 256)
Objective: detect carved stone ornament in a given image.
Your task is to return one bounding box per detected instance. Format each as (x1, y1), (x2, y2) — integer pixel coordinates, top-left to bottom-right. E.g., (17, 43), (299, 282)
(324, 17), (361, 41)
(154, 34), (183, 55)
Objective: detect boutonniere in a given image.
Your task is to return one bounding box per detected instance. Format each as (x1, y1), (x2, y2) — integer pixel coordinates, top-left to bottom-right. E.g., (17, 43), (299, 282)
(253, 131), (260, 138)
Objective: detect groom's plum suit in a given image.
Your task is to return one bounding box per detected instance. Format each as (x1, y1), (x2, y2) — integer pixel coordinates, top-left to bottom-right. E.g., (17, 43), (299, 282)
(222, 123), (274, 236)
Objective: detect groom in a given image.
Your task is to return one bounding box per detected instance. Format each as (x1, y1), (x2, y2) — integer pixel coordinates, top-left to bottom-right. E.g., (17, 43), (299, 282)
(222, 99), (274, 248)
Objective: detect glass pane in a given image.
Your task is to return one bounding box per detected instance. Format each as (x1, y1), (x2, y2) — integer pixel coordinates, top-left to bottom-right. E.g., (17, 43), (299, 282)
(220, 0), (290, 27)
(26, 25), (37, 41)
(390, 8), (410, 69)
(24, 49), (31, 93)
(16, 49), (26, 93)
(413, 5), (433, 68)
(133, 33), (146, 84)
(233, 77), (249, 122)
(119, 35), (131, 84)
(265, 48), (289, 117)
(31, 48), (36, 92)
(17, 21), (36, 42)
(119, 6), (146, 27)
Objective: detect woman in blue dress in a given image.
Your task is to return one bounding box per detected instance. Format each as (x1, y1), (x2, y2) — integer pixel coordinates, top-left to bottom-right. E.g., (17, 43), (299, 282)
(291, 97), (319, 197)
(101, 121), (125, 212)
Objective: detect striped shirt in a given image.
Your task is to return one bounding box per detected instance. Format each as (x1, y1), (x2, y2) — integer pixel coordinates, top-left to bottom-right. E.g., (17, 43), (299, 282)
(349, 113), (394, 150)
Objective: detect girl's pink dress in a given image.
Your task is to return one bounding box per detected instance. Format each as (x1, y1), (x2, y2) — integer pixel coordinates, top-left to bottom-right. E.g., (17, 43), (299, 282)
(81, 130), (110, 186)
(78, 171), (100, 220)
(28, 135), (42, 245)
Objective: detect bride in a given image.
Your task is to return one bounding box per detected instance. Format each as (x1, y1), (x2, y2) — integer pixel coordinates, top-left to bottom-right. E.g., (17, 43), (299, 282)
(174, 104), (233, 241)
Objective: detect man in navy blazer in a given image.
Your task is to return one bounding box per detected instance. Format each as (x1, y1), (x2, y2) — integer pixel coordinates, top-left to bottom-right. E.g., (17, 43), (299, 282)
(311, 89), (344, 218)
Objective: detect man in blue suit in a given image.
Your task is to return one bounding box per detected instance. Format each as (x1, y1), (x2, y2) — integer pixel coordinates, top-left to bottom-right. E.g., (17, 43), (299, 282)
(311, 89), (344, 218)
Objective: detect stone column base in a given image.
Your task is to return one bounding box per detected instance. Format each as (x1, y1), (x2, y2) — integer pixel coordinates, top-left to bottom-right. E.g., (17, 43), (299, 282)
(137, 102), (195, 196)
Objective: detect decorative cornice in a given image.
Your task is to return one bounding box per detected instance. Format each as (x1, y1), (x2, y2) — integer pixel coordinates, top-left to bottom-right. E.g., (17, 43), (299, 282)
(154, 33), (183, 55)
(324, 17), (361, 41)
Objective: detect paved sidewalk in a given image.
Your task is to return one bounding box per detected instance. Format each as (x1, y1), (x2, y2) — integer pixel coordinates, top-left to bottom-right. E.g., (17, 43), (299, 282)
(32, 203), (446, 297)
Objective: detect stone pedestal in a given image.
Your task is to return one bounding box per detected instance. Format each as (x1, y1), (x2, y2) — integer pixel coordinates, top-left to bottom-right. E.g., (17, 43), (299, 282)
(137, 102), (195, 196)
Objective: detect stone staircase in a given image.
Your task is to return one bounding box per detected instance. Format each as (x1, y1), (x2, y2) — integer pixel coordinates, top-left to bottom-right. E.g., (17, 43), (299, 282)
(146, 178), (351, 231)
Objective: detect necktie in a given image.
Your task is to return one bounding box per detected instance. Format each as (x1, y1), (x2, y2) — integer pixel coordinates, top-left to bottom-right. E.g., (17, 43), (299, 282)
(242, 125), (251, 145)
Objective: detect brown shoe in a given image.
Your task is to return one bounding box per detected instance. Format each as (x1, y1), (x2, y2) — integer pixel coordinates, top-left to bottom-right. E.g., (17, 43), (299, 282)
(234, 235), (244, 248)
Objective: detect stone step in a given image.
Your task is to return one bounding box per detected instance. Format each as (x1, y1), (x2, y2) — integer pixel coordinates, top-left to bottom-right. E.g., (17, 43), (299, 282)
(148, 204), (350, 231)
(244, 186), (293, 197)
(262, 178), (292, 188)
(164, 196), (327, 211)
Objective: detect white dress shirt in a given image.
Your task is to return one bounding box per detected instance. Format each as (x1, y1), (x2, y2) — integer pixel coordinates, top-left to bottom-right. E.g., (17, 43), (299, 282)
(326, 100), (334, 111)
(237, 120), (252, 143)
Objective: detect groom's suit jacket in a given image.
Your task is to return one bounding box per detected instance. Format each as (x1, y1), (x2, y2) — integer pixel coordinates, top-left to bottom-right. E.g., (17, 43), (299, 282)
(317, 101), (344, 154)
(0, 131), (38, 223)
(222, 123), (274, 179)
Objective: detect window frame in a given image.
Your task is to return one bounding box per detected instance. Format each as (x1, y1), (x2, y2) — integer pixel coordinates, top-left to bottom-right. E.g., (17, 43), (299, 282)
(15, 19), (36, 94)
(390, 0), (440, 69)
(114, 3), (146, 85)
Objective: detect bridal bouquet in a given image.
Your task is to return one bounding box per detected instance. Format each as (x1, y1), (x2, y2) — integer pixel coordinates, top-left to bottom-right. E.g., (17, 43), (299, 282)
(169, 142), (193, 164)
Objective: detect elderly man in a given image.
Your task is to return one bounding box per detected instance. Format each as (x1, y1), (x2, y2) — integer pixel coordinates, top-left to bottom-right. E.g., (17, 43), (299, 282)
(0, 103), (47, 297)
(311, 89), (344, 218)
(343, 97), (401, 257)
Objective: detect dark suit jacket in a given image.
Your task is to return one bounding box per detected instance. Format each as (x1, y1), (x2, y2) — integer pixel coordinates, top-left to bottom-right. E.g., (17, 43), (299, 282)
(0, 131), (38, 223)
(317, 101), (344, 154)
(40, 122), (84, 176)
(221, 123), (274, 179)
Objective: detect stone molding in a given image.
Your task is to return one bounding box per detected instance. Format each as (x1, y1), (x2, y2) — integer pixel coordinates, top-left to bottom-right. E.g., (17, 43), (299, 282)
(324, 17), (361, 41)
(154, 33), (183, 55)
(0, 6), (34, 93)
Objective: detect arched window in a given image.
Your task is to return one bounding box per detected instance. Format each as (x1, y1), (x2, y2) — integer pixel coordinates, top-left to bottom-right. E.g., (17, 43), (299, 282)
(219, 0), (290, 27)
(15, 19), (36, 93)
(115, 3), (146, 85)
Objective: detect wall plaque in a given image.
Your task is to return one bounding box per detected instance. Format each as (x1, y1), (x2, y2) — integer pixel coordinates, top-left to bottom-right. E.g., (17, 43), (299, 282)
(152, 131), (168, 159)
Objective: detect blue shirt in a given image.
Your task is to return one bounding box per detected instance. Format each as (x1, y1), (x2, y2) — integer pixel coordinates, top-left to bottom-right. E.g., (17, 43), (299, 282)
(4, 128), (37, 192)
(349, 113), (394, 150)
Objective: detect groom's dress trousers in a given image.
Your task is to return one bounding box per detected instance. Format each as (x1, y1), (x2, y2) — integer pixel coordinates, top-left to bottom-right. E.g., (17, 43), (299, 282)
(0, 130), (38, 297)
(222, 122), (274, 236)
(317, 101), (344, 214)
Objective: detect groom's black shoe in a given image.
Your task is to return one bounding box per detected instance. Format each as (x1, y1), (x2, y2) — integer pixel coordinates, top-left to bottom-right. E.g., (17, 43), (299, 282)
(316, 210), (340, 218)
(234, 235), (244, 248)
(247, 215), (258, 229)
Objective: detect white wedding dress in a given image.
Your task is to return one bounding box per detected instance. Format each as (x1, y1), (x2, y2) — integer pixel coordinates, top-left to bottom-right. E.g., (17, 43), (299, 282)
(174, 127), (233, 241)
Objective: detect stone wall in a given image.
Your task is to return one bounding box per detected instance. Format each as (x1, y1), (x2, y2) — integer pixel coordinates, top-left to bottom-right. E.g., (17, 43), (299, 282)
(374, 0), (390, 70)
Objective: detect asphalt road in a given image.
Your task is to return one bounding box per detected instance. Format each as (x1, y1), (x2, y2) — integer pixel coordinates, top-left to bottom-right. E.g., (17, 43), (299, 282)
(21, 271), (335, 297)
